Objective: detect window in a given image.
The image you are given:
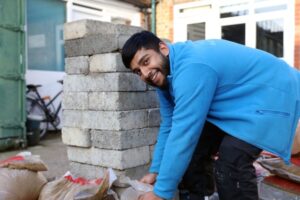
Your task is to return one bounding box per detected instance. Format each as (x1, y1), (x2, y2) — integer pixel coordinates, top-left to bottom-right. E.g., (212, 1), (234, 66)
(27, 0), (66, 71)
(256, 19), (283, 57)
(187, 23), (206, 41)
(222, 24), (245, 45)
(220, 2), (249, 18)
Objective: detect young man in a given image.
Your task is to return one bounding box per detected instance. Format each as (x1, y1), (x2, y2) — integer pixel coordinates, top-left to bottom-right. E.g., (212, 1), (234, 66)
(121, 31), (300, 200)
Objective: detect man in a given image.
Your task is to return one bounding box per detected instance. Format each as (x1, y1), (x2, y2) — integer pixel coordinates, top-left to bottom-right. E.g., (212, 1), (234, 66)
(121, 31), (300, 200)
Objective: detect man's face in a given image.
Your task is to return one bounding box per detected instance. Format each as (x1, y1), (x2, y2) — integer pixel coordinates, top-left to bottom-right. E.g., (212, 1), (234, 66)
(130, 43), (170, 90)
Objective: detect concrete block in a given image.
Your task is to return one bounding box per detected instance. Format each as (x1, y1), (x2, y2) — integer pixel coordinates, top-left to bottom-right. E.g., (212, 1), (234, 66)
(65, 56), (89, 74)
(64, 19), (142, 41)
(88, 92), (119, 111)
(116, 26), (143, 50)
(116, 24), (144, 49)
(88, 91), (158, 111)
(118, 73), (147, 92)
(62, 110), (83, 128)
(67, 146), (150, 170)
(148, 108), (160, 127)
(62, 127), (91, 147)
(118, 164), (150, 180)
(65, 34), (118, 57)
(115, 24), (143, 36)
(91, 127), (158, 150)
(114, 110), (149, 130)
(118, 34), (133, 50)
(118, 164), (149, 180)
(67, 146), (91, 164)
(62, 92), (88, 110)
(147, 85), (156, 91)
(69, 161), (106, 179)
(64, 19), (117, 40)
(82, 110), (148, 130)
(63, 75), (87, 92)
(90, 53), (130, 73)
(69, 161), (149, 180)
(116, 26), (144, 49)
(64, 19), (143, 56)
(91, 146), (150, 170)
(63, 73), (146, 92)
(83, 111), (119, 130)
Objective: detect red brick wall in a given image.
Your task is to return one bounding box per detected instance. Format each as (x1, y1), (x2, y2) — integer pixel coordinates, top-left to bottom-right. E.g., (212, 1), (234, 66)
(156, 0), (174, 41)
(156, 0), (197, 41)
(295, 0), (300, 69)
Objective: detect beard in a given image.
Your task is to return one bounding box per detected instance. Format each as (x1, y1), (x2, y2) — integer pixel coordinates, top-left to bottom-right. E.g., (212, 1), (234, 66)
(146, 52), (170, 90)
(159, 53), (170, 90)
(161, 53), (170, 77)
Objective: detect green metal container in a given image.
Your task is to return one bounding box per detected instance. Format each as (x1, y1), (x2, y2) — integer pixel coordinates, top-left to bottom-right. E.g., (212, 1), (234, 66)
(0, 0), (26, 150)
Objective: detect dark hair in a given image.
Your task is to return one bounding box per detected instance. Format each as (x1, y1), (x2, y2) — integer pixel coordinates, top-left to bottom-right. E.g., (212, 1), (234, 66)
(121, 31), (162, 69)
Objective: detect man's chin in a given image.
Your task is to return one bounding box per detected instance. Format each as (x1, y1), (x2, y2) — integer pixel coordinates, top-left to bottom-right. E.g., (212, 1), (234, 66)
(158, 85), (169, 90)
(145, 81), (156, 87)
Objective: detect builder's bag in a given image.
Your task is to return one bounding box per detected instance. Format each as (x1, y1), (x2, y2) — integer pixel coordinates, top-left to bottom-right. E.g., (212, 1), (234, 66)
(0, 152), (48, 200)
(38, 170), (111, 200)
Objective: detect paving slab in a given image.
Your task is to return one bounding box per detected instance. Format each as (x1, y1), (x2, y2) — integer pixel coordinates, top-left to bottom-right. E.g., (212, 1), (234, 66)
(0, 131), (69, 180)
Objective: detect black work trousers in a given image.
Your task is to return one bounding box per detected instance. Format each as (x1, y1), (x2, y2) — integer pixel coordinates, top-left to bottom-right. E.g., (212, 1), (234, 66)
(178, 121), (262, 200)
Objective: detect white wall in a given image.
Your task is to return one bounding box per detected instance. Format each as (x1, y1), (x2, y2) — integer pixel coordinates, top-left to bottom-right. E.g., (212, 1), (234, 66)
(25, 70), (65, 129)
(66, 0), (141, 24)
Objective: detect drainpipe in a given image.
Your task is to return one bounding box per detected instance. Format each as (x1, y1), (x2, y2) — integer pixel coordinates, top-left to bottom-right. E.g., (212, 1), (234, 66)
(151, 0), (156, 34)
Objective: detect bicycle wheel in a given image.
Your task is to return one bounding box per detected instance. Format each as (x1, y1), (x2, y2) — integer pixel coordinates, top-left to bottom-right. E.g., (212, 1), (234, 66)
(26, 97), (48, 138)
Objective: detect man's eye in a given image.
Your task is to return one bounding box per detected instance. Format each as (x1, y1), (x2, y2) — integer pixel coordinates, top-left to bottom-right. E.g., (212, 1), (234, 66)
(133, 70), (141, 76)
(144, 59), (149, 65)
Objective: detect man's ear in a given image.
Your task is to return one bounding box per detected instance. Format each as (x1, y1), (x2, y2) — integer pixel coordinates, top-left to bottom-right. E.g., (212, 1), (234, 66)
(159, 42), (169, 57)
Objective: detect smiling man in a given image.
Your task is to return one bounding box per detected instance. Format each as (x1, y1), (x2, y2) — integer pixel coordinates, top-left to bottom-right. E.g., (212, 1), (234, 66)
(121, 31), (300, 200)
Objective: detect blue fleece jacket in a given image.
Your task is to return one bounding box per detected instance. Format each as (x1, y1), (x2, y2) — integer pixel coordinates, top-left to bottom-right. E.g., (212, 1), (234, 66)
(149, 39), (300, 199)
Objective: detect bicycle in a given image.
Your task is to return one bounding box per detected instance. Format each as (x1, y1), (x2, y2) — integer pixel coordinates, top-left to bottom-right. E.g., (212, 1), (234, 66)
(26, 80), (63, 138)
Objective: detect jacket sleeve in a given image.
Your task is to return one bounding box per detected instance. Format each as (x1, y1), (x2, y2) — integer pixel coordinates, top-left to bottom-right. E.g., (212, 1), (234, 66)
(153, 63), (218, 199)
(149, 89), (174, 173)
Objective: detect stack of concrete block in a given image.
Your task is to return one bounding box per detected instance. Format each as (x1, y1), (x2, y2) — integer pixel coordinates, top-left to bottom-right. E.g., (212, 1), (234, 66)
(63, 20), (160, 179)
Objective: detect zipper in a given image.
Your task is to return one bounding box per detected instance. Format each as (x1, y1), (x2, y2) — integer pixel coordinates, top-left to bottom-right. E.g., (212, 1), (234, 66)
(256, 110), (290, 117)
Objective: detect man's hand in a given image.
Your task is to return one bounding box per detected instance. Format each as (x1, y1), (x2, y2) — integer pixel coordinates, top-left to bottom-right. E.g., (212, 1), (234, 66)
(138, 191), (163, 200)
(140, 173), (157, 185)
(292, 120), (300, 155)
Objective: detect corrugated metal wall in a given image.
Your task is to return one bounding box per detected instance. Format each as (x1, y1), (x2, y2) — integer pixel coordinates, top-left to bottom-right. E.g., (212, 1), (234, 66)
(0, 0), (26, 150)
